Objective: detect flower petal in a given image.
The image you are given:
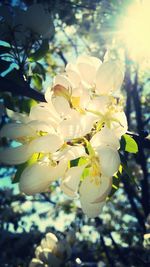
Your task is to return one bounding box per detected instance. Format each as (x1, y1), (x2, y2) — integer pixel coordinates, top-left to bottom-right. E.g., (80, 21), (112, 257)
(97, 147), (120, 177)
(59, 112), (95, 139)
(61, 165), (85, 198)
(79, 175), (112, 203)
(30, 102), (60, 128)
(6, 108), (29, 123)
(19, 162), (53, 195)
(111, 111), (128, 138)
(41, 233), (58, 251)
(0, 123), (36, 140)
(52, 96), (71, 117)
(80, 199), (105, 218)
(95, 61), (124, 95)
(29, 134), (63, 154)
(28, 120), (55, 134)
(91, 126), (120, 149)
(77, 62), (97, 85)
(0, 144), (32, 165)
(87, 96), (110, 115)
(55, 145), (86, 162)
(53, 74), (72, 89)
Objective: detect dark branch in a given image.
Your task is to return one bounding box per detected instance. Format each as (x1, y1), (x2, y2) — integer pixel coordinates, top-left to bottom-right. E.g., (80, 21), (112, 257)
(0, 76), (46, 102)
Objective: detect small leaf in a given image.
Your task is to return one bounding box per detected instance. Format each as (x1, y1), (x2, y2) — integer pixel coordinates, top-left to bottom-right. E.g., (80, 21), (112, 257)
(120, 134), (138, 153)
(32, 62), (46, 80)
(86, 141), (95, 156)
(70, 157), (80, 167)
(81, 167), (90, 181)
(32, 73), (43, 90)
(78, 157), (89, 166)
(13, 162), (27, 184)
(108, 168), (122, 198)
(29, 39), (49, 62)
(19, 98), (37, 113)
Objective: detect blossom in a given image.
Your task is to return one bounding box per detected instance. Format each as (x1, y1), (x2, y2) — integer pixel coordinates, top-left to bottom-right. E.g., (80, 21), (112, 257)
(86, 96), (128, 138)
(0, 133), (63, 165)
(29, 232), (71, 267)
(19, 159), (67, 195)
(51, 55), (124, 98)
(0, 53), (128, 218)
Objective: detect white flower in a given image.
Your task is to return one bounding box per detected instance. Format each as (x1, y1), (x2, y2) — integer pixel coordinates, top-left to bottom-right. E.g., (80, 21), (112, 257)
(0, 53), (128, 218)
(61, 165), (86, 198)
(19, 143), (86, 195)
(19, 159), (67, 195)
(95, 60), (124, 95)
(0, 134), (64, 165)
(90, 126), (120, 149)
(90, 126), (121, 177)
(79, 175), (112, 218)
(29, 102), (61, 129)
(40, 233), (58, 251)
(53, 55), (124, 96)
(87, 96), (128, 138)
(58, 110), (96, 139)
(61, 150), (113, 217)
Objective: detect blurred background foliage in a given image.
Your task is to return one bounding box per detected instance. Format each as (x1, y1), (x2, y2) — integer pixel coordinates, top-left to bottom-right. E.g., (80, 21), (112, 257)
(0, 0), (150, 266)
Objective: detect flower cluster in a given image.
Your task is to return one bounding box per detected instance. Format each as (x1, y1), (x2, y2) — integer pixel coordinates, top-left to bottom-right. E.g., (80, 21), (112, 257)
(29, 232), (72, 267)
(0, 55), (127, 218)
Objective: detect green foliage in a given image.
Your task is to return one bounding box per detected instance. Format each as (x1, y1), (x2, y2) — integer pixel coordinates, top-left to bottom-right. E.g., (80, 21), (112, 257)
(109, 165), (122, 198)
(29, 39), (49, 62)
(32, 73), (43, 90)
(19, 98), (37, 113)
(32, 62), (46, 80)
(120, 134), (138, 153)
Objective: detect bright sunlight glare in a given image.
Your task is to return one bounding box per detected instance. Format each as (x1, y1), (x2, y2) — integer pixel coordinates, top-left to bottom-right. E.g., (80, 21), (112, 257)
(120, 0), (150, 62)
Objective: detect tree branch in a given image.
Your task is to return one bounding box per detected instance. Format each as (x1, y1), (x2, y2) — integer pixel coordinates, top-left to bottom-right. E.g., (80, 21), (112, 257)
(0, 76), (45, 102)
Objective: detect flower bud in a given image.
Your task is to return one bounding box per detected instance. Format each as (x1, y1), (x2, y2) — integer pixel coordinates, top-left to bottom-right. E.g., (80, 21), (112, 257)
(53, 85), (70, 101)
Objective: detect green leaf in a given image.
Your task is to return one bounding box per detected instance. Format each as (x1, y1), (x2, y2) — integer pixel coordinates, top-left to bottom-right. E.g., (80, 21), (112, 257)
(120, 134), (138, 153)
(29, 39), (49, 62)
(32, 73), (43, 90)
(32, 62), (46, 80)
(19, 98), (37, 113)
(70, 157), (80, 167)
(12, 153), (42, 184)
(81, 167), (90, 181)
(13, 162), (27, 184)
(78, 157), (89, 166)
(108, 168), (122, 198)
(86, 141), (95, 156)
(70, 156), (88, 168)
